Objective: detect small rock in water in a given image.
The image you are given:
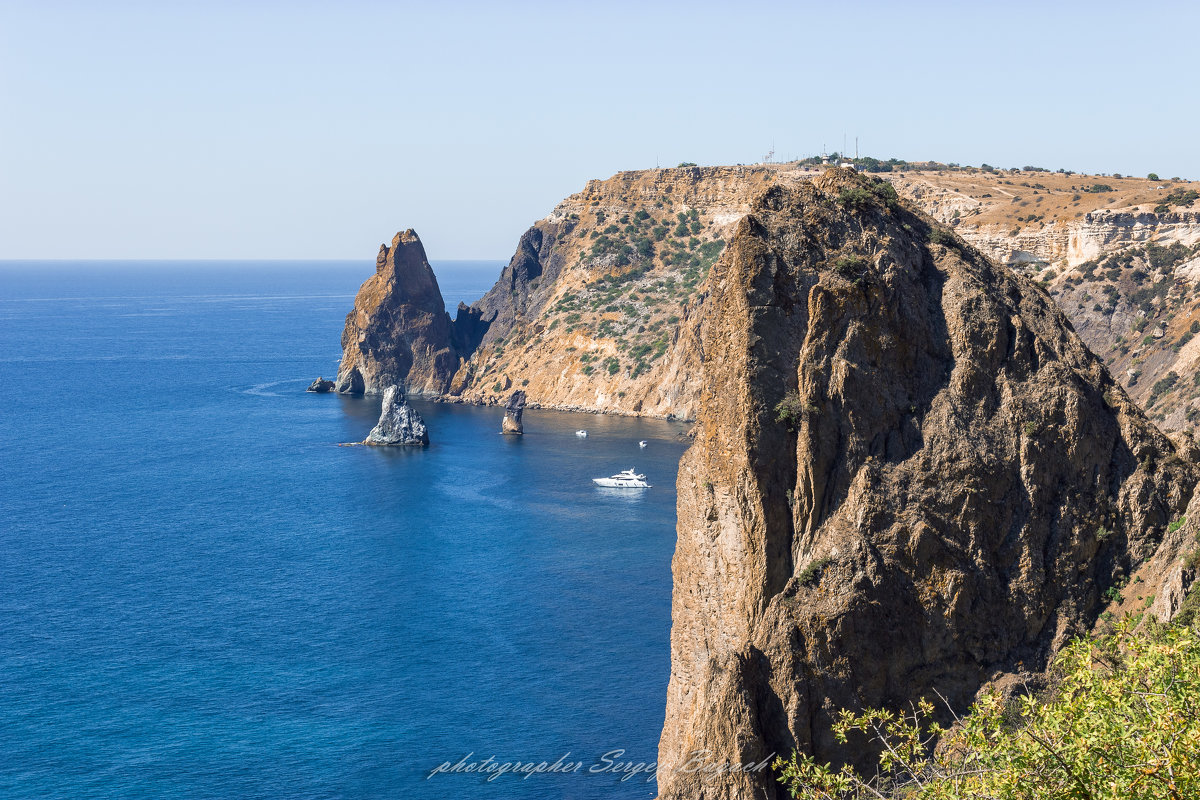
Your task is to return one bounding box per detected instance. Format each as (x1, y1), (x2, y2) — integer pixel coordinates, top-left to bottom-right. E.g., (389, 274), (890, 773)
(364, 385), (429, 446)
(501, 390), (526, 434)
(307, 376), (336, 393)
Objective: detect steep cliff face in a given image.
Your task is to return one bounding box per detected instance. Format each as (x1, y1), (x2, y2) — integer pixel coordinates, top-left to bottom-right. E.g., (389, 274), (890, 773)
(336, 230), (459, 396)
(658, 171), (1197, 799)
(444, 166), (816, 418)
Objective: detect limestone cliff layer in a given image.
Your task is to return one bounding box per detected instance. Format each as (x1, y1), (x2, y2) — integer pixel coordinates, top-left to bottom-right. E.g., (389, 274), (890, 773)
(888, 170), (1200, 431)
(657, 170), (1197, 799)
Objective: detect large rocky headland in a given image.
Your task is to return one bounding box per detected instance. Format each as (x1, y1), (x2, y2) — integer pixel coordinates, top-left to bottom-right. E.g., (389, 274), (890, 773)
(331, 162), (1200, 799)
(335, 161), (1200, 436)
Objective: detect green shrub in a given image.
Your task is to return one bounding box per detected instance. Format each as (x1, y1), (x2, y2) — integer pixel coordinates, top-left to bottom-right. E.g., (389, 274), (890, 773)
(775, 391), (810, 431)
(774, 620), (1200, 800)
(838, 187), (874, 211)
(928, 228), (954, 246)
(870, 180), (899, 209)
(834, 255), (867, 277)
(1149, 371), (1179, 406)
(797, 557), (832, 587)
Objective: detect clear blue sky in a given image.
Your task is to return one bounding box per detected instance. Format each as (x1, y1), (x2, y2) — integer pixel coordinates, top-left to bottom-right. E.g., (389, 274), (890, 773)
(1, 0), (1195, 260)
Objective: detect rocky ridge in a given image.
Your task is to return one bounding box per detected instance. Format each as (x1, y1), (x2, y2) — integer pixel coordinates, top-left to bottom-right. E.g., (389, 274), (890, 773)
(335, 164), (1200, 434)
(656, 170), (1197, 799)
(336, 166), (825, 418)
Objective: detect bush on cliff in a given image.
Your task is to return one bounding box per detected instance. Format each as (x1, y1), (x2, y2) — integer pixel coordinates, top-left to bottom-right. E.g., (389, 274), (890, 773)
(774, 618), (1200, 799)
(838, 187), (874, 211)
(775, 391), (810, 431)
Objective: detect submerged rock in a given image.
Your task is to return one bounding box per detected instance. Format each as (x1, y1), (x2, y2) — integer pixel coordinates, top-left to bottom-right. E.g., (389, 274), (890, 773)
(363, 385), (429, 446)
(501, 390), (526, 434)
(306, 376), (335, 393)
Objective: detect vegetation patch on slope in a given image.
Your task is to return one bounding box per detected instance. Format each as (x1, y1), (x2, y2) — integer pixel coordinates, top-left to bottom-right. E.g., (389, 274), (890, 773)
(775, 617), (1200, 799)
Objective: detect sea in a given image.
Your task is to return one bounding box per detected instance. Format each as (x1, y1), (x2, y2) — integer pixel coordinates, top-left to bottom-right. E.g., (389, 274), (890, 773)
(0, 260), (690, 800)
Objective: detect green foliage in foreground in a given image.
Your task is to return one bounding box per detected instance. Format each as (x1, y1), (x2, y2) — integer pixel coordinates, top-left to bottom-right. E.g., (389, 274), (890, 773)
(775, 619), (1200, 799)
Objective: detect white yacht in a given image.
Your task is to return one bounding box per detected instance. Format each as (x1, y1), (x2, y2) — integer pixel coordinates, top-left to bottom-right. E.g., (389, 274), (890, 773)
(576, 429), (588, 437)
(638, 440), (647, 448)
(593, 468), (651, 488)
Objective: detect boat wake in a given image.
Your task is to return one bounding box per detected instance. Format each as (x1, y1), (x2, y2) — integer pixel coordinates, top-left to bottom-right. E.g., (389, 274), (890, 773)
(241, 378), (310, 397)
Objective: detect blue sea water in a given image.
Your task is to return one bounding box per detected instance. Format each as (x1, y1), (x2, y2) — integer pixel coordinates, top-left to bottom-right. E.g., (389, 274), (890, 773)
(0, 261), (689, 800)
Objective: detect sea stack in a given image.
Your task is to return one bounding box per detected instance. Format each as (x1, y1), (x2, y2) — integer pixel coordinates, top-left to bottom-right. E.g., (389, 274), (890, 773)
(335, 230), (460, 397)
(501, 390), (526, 434)
(363, 385), (429, 446)
(306, 376), (335, 393)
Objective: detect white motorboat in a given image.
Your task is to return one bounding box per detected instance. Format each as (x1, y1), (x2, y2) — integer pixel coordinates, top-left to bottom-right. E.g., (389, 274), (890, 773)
(576, 430), (588, 437)
(593, 468), (651, 488)
(638, 440), (647, 448)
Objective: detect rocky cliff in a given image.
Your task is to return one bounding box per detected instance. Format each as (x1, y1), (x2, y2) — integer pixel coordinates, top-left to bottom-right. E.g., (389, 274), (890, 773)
(336, 230), (459, 396)
(335, 167), (824, 416)
(335, 165), (1200, 434)
(888, 169), (1200, 434)
(656, 170), (1197, 799)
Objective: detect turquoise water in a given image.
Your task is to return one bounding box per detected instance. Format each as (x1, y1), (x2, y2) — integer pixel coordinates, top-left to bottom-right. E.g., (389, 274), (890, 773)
(0, 261), (688, 799)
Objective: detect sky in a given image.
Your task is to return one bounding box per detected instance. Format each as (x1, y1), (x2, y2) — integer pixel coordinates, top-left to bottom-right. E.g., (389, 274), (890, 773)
(1, 0), (1197, 260)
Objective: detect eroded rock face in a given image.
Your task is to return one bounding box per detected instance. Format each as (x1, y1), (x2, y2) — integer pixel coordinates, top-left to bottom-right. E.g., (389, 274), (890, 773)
(363, 385), (429, 446)
(501, 390), (526, 434)
(306, 377), (335, 393)
(658, 171), (1197, 799)
(336, 230), (459, 396)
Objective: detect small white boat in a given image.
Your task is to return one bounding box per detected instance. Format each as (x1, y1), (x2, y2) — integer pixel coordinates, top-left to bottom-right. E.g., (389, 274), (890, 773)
(576, 430), (588, 437)
(638, 440), (648, 448)
(593, 468), (651, 488)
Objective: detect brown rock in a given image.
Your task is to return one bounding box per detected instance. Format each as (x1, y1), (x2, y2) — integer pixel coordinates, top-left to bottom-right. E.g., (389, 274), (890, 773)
(658, 171), (1197, 799)
(306, 376), (335, 393)
(501, 390), (526, 434)
(335, 230), (459, 396)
